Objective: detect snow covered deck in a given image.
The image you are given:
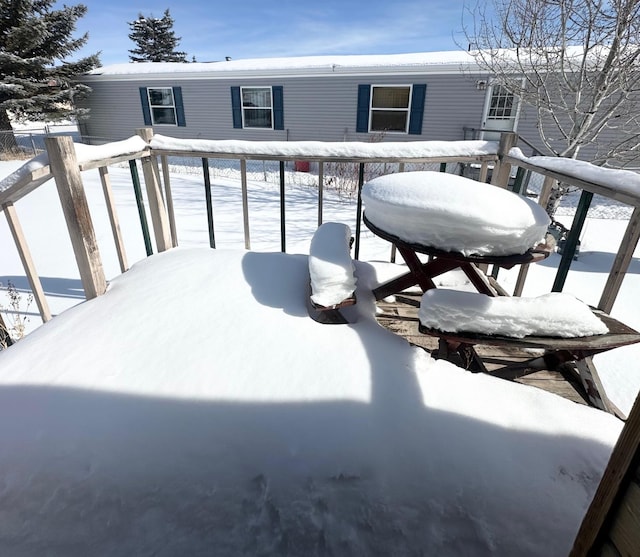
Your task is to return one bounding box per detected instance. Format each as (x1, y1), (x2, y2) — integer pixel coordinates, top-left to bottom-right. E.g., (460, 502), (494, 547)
(0, 247), (623, 555)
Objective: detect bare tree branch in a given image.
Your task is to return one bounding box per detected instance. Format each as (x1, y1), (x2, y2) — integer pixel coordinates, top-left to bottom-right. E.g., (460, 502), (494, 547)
(463, 0), (640, 214)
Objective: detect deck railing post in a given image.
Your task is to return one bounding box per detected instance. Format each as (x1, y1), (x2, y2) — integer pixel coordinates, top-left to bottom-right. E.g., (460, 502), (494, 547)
(598, 206), (640, 313)
(317, 161), (324, 227)
(552, 190), (593, 292)
(354, 162), (365, 260)
(135, 128), (172, 252)
(279, 160), (286, 252)
(491, 132), (518, 189)
(129, 160), (153, 256)
(202, 157), (216, 249)
(45, 135), (107, 300)
(240, 159), (250, 249)
(98, 167), (128, 273)
(160, 155), (178, 247)
(2, 201), (52, 321)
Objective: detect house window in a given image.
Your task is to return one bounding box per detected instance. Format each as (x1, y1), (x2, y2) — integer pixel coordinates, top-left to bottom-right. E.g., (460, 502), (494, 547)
(148, 87), (177, 125)
(487, 85), (515, 119)
(231, 86), (284, 130)
(139, 86), (186, 127)
(370, 86), (412, 132)
(241, 87), (273, 128)
(356, 84), (426, 135)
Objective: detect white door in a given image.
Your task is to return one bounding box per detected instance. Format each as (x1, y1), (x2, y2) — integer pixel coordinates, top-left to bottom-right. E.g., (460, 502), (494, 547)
(481, 84), (519, 140)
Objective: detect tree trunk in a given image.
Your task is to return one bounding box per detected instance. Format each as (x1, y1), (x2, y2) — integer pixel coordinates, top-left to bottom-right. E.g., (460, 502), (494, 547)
(0, 109), (19, 154)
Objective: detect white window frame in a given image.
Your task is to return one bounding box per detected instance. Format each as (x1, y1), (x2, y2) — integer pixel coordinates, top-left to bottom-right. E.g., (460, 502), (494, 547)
(241, 86), (274, 130)
(487, 84), (517, 120)
(481, 82), (523, 136)
(147, 87), (177, 126)
(369, 84), (413, 134)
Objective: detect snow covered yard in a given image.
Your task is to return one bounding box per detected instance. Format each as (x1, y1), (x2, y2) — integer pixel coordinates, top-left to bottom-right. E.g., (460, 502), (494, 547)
(0, 246), (623, 556)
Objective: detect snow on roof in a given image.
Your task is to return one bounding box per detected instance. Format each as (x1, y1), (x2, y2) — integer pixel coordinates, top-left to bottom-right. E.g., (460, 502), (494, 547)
(150, 134), (499, 160)
(419, 289), (609, 338)
(362, 171), (550, 256)
(85, 50), (479, 79)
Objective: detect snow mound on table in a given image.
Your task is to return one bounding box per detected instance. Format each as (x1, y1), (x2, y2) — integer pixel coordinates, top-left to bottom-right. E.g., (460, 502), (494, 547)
(419, 289), (609, 338)
(309, 222), (356, 307)
(362, 171), (550, 256)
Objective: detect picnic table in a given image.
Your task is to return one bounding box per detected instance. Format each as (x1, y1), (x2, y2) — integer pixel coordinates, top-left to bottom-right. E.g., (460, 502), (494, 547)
(361, 171), (640, 376)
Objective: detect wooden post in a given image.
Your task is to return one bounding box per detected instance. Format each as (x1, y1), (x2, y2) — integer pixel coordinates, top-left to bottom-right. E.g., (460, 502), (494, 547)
(598, 206), (640, 313)
(98, 167), (128, 273)
(513, 175), (556, 297)
(45, 136), (107, 300)
(3, 202), (52, 322)
(478, 161), (489, 183)
(135, 128), (172, 252)
(160, 155), (178, 247)
(491, 132), (518, 188)
(570, 393), (640, 555)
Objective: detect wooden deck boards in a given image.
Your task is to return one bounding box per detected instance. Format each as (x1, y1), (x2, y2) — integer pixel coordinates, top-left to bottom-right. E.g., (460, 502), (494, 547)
(375, 293), (590, 406)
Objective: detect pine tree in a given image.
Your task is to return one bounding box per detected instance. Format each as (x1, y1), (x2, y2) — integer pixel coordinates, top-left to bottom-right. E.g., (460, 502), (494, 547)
(0, 0), (100, 137)
(128, 9), (187, 63)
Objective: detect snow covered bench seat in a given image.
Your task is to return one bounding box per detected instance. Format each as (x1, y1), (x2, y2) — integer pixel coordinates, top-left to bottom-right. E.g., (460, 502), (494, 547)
(361, 170), (550, 257)
(308, 222), (357, 323)
(417, 290), (640, 372)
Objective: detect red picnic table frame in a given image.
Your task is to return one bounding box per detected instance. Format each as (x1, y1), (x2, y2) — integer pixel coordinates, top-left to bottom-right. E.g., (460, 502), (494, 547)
(363, 214), (550, 300)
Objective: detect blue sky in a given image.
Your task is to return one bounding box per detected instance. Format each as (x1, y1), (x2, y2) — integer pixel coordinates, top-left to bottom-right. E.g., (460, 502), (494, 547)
(63, 0), (471, 66)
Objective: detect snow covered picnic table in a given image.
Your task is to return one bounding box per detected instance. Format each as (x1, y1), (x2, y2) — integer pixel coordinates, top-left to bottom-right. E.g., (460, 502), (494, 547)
(361, 170), (551, 299)
(361, 171), (640, 374)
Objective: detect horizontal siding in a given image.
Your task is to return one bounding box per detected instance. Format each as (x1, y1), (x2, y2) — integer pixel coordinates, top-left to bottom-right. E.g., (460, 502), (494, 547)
(78, 72), (640, 167)
(78, 73), (490, 145)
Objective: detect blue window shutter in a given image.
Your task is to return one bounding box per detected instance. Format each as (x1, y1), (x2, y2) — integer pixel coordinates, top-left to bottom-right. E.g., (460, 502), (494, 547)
(173, 86), (186, 127)
(139, 87), (152, 125)
(272, 86), (284, 130)
(231, 87), (242, 128)
(356, 84), (371, 133)
(408, 84), (427, 135)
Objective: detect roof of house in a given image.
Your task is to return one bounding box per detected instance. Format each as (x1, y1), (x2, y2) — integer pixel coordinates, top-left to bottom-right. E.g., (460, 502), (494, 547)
(83, 50), (481, 80)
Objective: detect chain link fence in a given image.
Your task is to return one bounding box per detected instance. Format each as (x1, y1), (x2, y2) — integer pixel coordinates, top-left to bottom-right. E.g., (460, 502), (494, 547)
(0, 124), (80, 160)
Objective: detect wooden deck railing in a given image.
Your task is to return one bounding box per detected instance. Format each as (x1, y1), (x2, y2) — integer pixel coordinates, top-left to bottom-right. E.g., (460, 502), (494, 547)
(2, 130), (639, 349)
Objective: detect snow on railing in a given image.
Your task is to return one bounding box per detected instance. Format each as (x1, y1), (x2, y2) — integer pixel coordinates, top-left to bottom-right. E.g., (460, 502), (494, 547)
(2, 127), (639, 347)
(503, 148), (640, 314)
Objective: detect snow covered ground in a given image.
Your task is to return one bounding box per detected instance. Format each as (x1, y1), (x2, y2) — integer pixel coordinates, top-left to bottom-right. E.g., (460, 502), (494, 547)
(0, 154), (638, 555)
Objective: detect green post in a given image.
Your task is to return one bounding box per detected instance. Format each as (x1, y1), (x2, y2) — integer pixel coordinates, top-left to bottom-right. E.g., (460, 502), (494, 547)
(511, 167), (526, 194)
(354, 163), (365, 260)
(279, 160), (286, 253)
(552, 190), (593, 292)
(202, 158), (216, 249)
(129, 160), (153, 256)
